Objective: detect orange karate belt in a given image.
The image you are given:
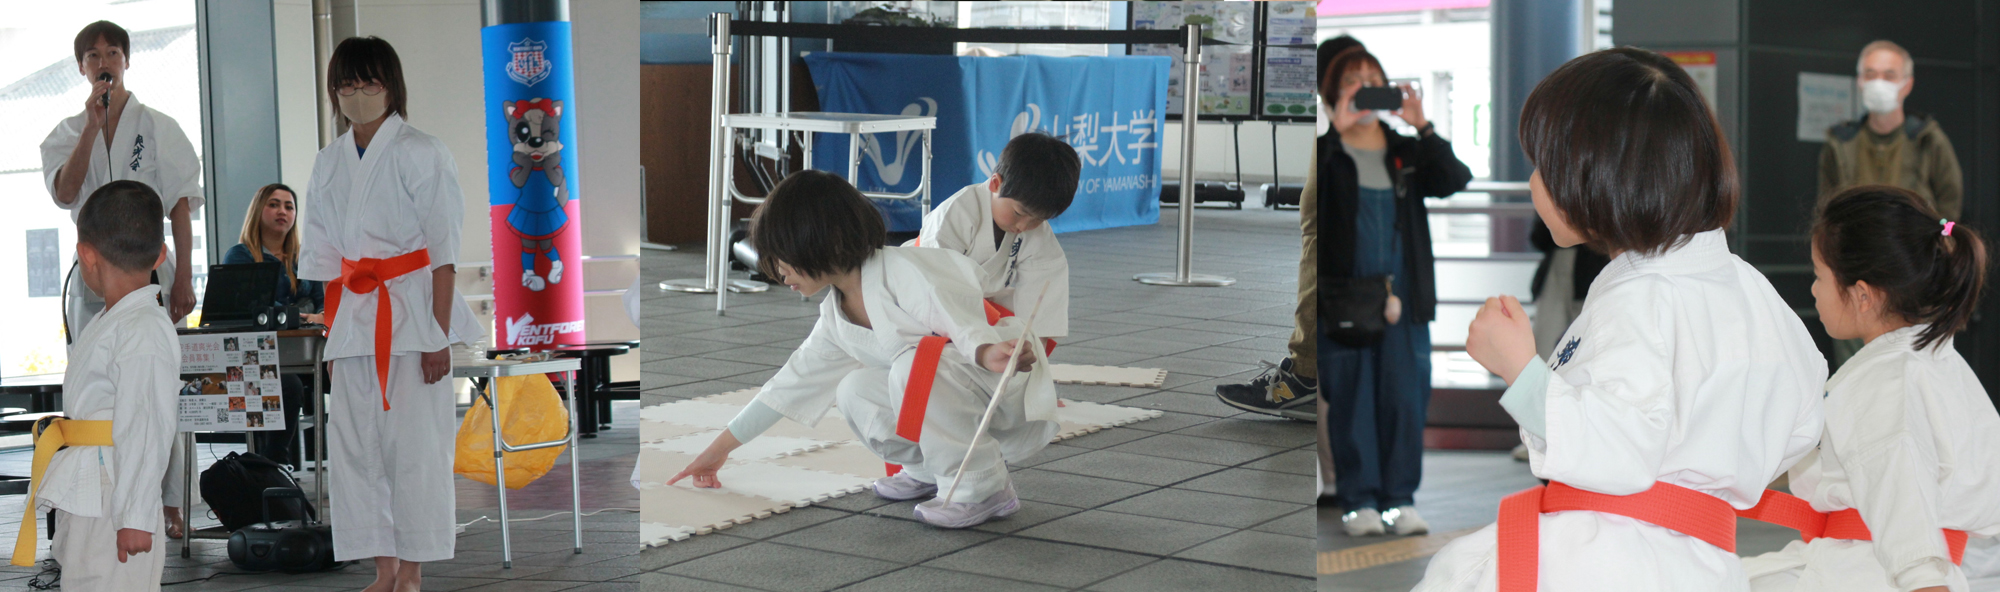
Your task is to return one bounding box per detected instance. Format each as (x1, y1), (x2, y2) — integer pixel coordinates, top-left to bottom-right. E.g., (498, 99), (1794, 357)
(1736, 488), (1969, 565)
(12, 418), (113, 567)
(324, 249), (431, 411)
(884, 300), (1051, 476)
(1498, 481), (1738, 592)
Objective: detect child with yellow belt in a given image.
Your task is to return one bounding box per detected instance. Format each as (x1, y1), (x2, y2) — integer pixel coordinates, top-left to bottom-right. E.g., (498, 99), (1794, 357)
(13, 180), (181, 591)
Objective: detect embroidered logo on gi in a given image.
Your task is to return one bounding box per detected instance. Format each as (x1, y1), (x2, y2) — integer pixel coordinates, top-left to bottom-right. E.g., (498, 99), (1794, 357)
(129, 134), (145, 170)
(1553, 337), (1581, 370)
(506, 38), (552, 87)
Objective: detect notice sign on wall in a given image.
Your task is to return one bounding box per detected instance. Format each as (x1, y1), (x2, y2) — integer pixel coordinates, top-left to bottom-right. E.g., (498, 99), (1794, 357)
(1797, 72), (1857, 143)
(1659, 51), (1718, 111)
(178, 332), (285, 432)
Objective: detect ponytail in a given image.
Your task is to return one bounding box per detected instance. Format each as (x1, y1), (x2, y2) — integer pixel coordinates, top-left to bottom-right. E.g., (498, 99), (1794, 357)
(1813, 185), (1988, 351)
(1920, 220), (1986, 350)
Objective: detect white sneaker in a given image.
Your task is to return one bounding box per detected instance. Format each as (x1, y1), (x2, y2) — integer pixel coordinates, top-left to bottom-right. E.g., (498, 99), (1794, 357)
(549, 259), (564, 284)
(1342, 508), (1385, 536)
(1384, 505), (1429, 536)
(872, 471), (938, 501)
(523, 270), (547, 292)
(914, 482), (1020, 529)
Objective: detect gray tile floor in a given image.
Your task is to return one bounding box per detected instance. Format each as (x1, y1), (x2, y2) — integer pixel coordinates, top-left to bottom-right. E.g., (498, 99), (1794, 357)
(639, 204), (1318, 591)
(0, 400), (640, 591)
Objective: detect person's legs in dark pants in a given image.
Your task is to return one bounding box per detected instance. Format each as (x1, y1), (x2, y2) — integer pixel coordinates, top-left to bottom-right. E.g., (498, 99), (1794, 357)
(1319, 329), (1385, 535)
(1373, 320), (1432, 534)
(255, 373), (305, 467)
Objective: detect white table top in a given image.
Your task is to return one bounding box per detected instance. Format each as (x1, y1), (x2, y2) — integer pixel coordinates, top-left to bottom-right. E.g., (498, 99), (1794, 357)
(723, 111), (937, 134)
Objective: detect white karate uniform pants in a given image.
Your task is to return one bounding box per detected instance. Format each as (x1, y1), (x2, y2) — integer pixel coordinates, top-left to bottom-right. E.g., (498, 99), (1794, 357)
(52, 510), (166, 592)
(836, 349), (1055, 504)
(328, 354), (456, 562)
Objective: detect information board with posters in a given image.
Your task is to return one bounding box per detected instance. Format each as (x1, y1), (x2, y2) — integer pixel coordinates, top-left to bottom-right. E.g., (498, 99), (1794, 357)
(178, 332), (285, 432)
(1130, 0), (1258, 119)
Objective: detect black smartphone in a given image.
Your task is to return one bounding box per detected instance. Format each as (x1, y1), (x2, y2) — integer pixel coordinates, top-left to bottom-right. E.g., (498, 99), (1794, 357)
(1352, 86), (1402, 111)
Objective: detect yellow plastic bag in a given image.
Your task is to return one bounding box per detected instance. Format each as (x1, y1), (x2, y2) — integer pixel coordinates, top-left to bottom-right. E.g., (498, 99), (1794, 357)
(454, 374), (570, 489)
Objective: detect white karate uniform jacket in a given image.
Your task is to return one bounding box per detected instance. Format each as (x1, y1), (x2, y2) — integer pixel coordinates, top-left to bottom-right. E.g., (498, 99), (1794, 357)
(39, 285), (179, 533)
(914, 183), (1070, 340)
(1744, 326), (2000, 592)
(40, 93), (203, 335)
(1417, 229), (1828, 592)
(752, 247), (1064, 460)
(298, 115), (464, 359)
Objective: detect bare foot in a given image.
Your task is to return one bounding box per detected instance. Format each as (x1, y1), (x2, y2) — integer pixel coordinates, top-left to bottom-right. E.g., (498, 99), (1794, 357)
(163, 506), (184, 539)
(364, 557), (399, 592)
(394, 561), (422, 592)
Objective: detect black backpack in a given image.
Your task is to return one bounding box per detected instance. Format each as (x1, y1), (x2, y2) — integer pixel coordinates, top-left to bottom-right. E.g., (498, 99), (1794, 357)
(200, 451), (315, 532)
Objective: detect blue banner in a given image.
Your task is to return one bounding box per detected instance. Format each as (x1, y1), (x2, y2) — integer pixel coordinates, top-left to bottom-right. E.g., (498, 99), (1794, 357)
(481, 20), (586, 348)
(805, 53), (1170, 233)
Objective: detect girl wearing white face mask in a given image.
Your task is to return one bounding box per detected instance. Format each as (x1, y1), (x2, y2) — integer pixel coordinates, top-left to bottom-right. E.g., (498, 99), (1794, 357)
(297, 36), (468, 592)
(1316, 47), (1472, 538)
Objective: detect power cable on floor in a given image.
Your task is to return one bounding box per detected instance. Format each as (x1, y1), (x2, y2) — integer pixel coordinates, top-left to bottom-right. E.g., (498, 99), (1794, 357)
(455, 507), (639, 533)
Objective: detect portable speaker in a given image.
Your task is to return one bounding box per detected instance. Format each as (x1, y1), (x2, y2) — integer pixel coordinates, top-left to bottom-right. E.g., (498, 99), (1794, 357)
(227, 488), (341, 573)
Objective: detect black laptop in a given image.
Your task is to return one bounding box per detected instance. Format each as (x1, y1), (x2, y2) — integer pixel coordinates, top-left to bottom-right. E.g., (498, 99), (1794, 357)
(192, 262), (282, 332)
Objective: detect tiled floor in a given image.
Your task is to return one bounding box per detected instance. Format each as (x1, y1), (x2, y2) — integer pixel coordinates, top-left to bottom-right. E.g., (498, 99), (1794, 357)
(0, 400), (641, 591)
(638, 204), (1318, 591)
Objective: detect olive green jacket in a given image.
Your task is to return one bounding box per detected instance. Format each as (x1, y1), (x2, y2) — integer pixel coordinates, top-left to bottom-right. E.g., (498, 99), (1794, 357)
(1819, 113), (1964, 220)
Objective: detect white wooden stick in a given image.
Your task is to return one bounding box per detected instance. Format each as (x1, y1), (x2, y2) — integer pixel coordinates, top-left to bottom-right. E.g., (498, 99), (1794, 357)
(941, 284), (1051, 504)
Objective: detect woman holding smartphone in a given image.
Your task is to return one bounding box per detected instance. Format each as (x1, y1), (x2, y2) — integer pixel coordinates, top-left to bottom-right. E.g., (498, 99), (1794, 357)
(1318, 47), (1472, 538)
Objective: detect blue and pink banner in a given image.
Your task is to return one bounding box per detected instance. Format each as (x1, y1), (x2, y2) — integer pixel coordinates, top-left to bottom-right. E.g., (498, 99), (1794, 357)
(482, 20), (584, 349)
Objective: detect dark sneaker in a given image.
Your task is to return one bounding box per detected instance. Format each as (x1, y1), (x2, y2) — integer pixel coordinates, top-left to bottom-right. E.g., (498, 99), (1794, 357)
(1216, 358), (1318, 420)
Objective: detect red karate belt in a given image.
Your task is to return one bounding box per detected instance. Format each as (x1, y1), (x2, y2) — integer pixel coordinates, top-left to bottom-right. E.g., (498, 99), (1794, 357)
(1736, 488), (1969, 565)
(883, 300), (1048, 476)
(1498, 481), (1738, 592)
(324, 249), (431, 411)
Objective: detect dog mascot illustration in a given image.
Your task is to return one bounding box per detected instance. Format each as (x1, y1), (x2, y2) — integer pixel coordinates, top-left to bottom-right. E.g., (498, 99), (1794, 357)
(504, 98), (569, 291)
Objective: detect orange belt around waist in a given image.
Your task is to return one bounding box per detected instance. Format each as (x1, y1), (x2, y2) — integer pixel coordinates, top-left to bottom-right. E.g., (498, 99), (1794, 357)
(1737, 488), (1969, 565)
(883, 300), (1048, 476)
(1498, 481), (1738, 592)
(325, 249), (431, 411)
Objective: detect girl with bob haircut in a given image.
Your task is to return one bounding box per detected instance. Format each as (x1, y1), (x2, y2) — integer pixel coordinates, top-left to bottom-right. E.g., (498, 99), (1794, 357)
(669, 170), (1059, 530)
(1739, 186), (2000, 592)
(298, 36), (468, 592)
(1414, 47), (1827, 592)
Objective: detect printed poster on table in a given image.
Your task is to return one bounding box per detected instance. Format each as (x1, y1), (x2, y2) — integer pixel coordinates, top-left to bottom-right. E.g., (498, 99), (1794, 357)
(178, 332), (285, 432)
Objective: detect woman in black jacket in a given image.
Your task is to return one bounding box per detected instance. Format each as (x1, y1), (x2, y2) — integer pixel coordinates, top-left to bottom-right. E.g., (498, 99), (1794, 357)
(1317, 47), (1472, 537)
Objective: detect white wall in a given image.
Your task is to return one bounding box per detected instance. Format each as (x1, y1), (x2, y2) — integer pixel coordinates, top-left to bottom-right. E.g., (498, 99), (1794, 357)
(1160, 120), (1317, 187)
(276, 0), (642, 374)
(274, 0), (319, 193)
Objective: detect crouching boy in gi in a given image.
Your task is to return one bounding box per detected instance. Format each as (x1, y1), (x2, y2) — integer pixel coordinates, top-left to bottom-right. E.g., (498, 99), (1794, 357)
(912, 132), (1080, 349)
(12, 181), (180, 591)
(671, 170), (1058, 529)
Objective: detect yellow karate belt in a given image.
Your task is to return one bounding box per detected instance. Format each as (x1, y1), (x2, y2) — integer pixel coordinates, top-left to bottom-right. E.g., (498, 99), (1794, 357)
(12, 418), (113, 566)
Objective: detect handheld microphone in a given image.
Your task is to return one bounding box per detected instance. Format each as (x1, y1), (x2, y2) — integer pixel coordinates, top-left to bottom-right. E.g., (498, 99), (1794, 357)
(97, 72), (111, 107)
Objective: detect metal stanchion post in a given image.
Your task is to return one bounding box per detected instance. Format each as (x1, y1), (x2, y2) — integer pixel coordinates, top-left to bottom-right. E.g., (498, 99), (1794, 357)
(659, 13), (733, 300)
(921, 129), (933, 213)
(846, 132), (861, 183)
(313, 338), (328, 524)
(489, 378), (513, 568)
(1137, 24), (1235, 287)
(567, 369), (581, 553)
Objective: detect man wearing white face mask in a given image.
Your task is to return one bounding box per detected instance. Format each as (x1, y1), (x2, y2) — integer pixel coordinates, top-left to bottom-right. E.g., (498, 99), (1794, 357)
(1820, 40), (1963, 220)
(1819, 40), (1965, 369)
